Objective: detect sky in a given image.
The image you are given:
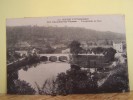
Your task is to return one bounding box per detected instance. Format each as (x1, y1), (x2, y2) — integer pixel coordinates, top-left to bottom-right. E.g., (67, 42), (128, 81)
(6, 15), (126, 34)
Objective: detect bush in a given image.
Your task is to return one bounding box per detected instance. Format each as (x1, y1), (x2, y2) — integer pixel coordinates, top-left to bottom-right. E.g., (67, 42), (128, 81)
(35, 77), (57, 95)
(7, 79), (35, 95)
(14, 80), (36, 95)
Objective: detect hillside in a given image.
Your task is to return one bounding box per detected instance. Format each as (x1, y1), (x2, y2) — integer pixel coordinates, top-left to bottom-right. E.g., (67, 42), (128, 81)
(6, 26), (126, 46)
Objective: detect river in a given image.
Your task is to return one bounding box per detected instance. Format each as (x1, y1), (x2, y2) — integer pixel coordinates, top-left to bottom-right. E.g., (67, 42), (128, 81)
(18, 62), (70, 91)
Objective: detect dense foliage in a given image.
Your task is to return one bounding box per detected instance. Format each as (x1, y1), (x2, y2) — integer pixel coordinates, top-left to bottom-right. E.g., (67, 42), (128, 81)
(99, 63), (129, 92)
(69, 41), (82, 54)
(56, 65), (98, 95)
(7, 72), (35, 94)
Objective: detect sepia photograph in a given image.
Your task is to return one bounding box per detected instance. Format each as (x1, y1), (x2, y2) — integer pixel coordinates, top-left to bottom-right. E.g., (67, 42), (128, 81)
(6, 15), (129, 95)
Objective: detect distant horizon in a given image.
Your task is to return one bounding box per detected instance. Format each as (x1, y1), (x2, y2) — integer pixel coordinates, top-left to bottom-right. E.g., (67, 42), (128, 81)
(6, 25), (125, 34)
(6, 15), (126, 34)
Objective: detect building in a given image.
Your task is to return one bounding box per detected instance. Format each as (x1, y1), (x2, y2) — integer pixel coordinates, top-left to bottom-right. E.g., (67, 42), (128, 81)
(80, 41), (88, 50)
(62, 48), (70, 54)
(53, 44), (66, 49)
(113, 42), (123, 53)
(31, 48), (38, 54)
(15, 42), (31, 50)
(15, 51), (28, 56)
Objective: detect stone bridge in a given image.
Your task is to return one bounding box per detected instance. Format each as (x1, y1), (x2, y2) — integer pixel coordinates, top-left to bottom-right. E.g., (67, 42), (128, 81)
(39, 54), (71, 62)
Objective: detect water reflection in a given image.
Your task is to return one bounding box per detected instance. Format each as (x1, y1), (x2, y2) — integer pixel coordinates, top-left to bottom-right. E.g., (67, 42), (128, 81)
(18, 62), (70, 91)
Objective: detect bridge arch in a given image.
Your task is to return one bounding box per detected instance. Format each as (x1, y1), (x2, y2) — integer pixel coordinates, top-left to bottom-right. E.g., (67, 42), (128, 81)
(40, 56), (48, 62)
(59, 56), (68, 62)
(49, 56), (58, 62)
(39, 54), (71, 63)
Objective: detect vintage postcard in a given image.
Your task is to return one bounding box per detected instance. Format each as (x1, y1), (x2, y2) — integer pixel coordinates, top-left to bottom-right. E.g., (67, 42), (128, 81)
(6, 15), (129, 95)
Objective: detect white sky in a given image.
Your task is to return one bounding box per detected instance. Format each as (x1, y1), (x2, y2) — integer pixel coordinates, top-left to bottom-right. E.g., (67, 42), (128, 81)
(6, 15), (126, 34)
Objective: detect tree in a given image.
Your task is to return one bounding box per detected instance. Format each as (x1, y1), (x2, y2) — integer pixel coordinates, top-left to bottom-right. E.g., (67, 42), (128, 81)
(92, 47), (105, 54)
(69, 40), (82, 54)
(104, 48), (116, 62)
